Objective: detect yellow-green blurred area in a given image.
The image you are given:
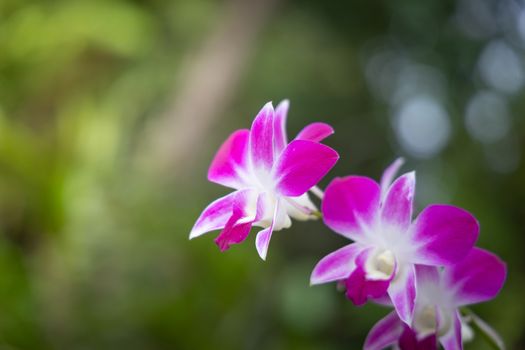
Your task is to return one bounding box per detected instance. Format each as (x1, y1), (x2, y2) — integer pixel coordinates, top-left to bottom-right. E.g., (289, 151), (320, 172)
(0, 0), (524, 349)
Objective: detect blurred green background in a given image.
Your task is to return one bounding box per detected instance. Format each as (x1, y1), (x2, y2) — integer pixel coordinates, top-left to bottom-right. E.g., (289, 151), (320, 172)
(0, 0), (524, 349)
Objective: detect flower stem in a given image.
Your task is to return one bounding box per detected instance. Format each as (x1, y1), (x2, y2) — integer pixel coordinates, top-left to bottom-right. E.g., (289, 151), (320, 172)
(461, 307), (505, 350)
(284, 198), (322, 219)
(310, 186), (324, 200)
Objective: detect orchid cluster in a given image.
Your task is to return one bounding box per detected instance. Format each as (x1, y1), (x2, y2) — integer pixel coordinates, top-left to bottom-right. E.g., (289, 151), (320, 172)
(190, 101), (507, 350)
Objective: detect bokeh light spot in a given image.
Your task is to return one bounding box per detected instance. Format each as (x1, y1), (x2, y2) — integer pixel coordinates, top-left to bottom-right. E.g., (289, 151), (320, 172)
(465, 91), (511, 144)
(394, 96), (451, 159)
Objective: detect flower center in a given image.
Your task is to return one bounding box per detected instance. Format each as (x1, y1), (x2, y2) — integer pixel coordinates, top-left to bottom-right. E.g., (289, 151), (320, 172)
(414, 305), (437, 335)
(436, 312), (452, 337)
(413, 305), (452, 338)
(365, 249), (396, 280)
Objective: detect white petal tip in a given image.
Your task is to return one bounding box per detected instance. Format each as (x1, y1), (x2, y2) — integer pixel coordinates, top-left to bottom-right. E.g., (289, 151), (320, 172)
(395, 157), (405, 165)
(255, 226), (274, 261)
(256, 241), (268, 260)
(402, 171), (416, 184)
(278, 99), (290, 108)
(309, 269), (331, 286)
(263, 101), (274, 110)
(189, 228), (206, 240)
(257, 250), (267, 261)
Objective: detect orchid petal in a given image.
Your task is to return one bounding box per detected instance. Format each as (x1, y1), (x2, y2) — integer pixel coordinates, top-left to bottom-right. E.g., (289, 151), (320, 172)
(414, 265), (440, 291)
(255, 227), (273, 261)
(213, 190), (259, 251)
(190, 189), (254, 239)
(388, 264), (417, 324)
(380, 158), (405, 197)
(439, 311), (463, 350)
(250, 102), (275, 171)
(322, 176), (381, 241)
(310, 243), (362, 285)
(345, 249), (392, 305)
(371, 293), (393, 307)
(208, 129), (250, 189)
(381, 172), (415, 231)
(364, 311), (404, 350)
(273, 100), (289, 156)
(255, 199), (281, 260)
(274, 139), (338, 197)
(411, 205), (479, 266)
(214, 209), (253, 251)
(443, 248), (506, 306)
(346, 267), (391, 306)
(295, 122), (334, 142)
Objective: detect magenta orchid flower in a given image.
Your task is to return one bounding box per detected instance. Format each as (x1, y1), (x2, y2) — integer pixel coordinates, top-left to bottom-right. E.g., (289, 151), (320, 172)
(190, 101), (339, 260)
(310, 159), (479, 323)
(364, 247), (507, 350)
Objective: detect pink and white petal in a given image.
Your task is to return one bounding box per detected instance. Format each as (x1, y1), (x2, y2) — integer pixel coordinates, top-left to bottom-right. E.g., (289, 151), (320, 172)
(410, 205), (479, 266)
(388, 264), (417, 324)
(346, 266), (391, 306)
(364, 311), (404, 350)
(208, 129), (250, 189)
(322, 176), (381, 241)
(443, 248), (506, 306)
(251, 191), (273, 226)
(250, 102), (275, 171)
(255, 226), (273, 261)
(213, 190), (260, 251)
(345, 249), (392, 305)
(371, 293), (394, 307)
(190, 190), (249, 239)
(381, 172), (415, 231)
(439, 311), (463, 350)
(214, 213), (253, 251)
(273, 99), (289, 156)
(310, 243), (363, 285)
(414, 265), (440, 291)
(271, 195), (291, 231)
(380, 158), (405, 197)
(295, 122), (334, 143)
(274, 139), (339, 197)
(255, 199), (281, 260)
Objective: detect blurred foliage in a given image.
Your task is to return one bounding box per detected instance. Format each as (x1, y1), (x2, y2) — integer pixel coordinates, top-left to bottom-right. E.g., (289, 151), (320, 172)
(0, 0), (524, 349)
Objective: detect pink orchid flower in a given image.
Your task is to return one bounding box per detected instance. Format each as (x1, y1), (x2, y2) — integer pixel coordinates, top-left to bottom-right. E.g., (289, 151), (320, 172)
(310, 159), (479, 323)
(364, 247), (507, 350)
(190, 101), (339, 260)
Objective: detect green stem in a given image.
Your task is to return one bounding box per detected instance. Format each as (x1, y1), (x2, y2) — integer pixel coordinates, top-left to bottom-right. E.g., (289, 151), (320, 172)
(311, 210), (322, 219)
(284, 198), (321, 219)
(310, 186), (324, 200)
(461, 307), (505, 350)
